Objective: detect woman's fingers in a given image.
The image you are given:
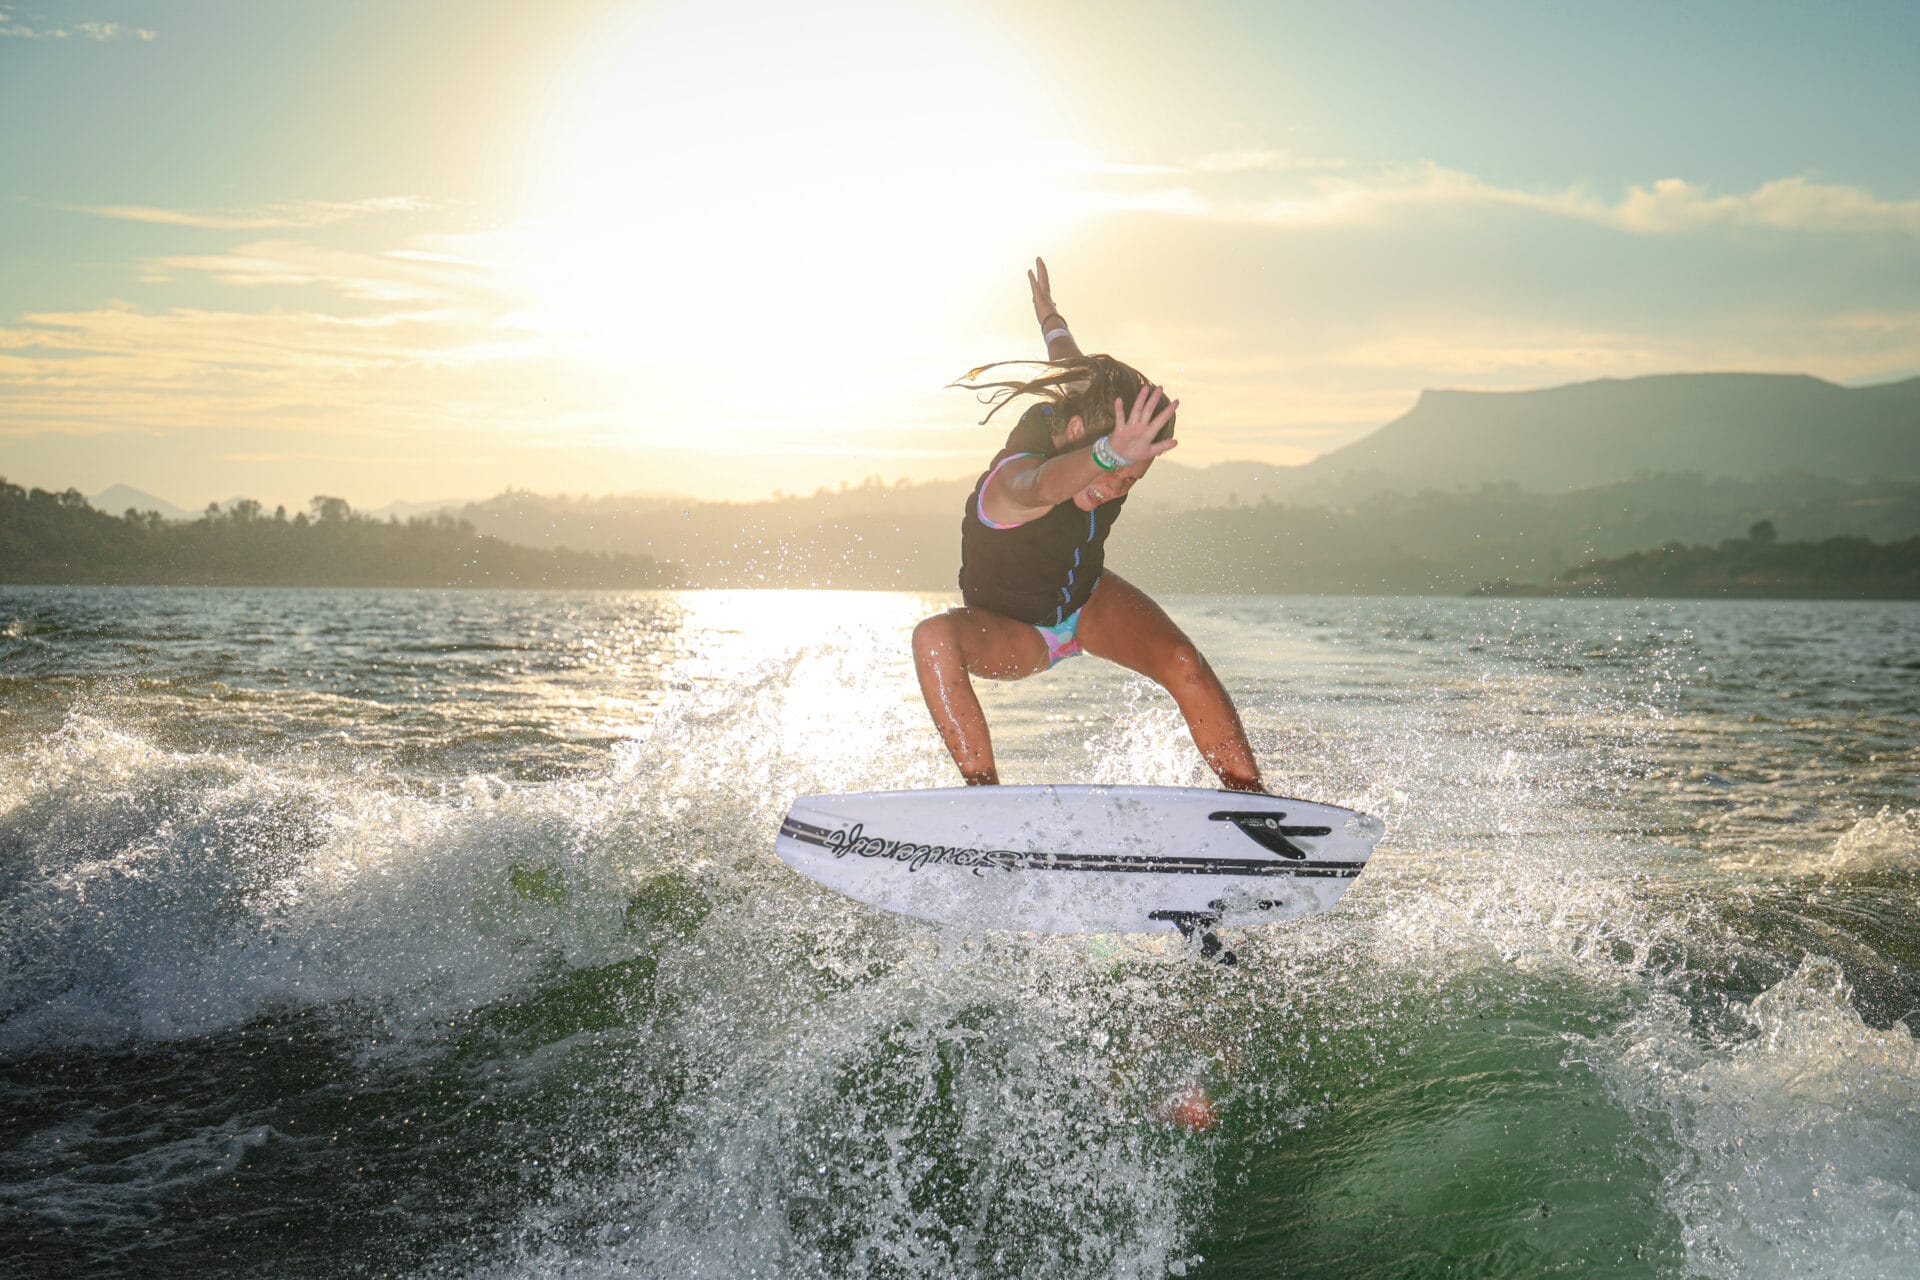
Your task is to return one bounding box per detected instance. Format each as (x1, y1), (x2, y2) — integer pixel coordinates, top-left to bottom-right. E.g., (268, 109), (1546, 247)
(1113, 386), (1175, 448)
(1140, 399), (1178, 454)
(1118, 385), (1160, 431)
(1149, 393), (1178, 435)
(1029, 257), (1055, 319)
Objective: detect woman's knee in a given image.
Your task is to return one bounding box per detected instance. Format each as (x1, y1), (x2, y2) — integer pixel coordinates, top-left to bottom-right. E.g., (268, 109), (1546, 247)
(1153, 639), (1215, 691)
(1163, 637), (1206, 675)
(913, 614), (960, 667)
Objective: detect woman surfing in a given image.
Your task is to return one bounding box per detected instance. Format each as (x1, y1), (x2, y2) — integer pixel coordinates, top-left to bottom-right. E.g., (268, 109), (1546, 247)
(912, 258), (1266, 793)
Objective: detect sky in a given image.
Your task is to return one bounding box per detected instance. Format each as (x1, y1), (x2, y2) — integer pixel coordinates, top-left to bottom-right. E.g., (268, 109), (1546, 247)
(3, 0), (1918, 510)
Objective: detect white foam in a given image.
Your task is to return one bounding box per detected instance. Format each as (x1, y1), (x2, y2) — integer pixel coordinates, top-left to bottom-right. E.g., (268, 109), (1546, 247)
(0, 716), (658, 1051)
(1828, 807), (1920, 874)
(4, 1111), (292, 1232)
(1597, 956), (1920, 1279)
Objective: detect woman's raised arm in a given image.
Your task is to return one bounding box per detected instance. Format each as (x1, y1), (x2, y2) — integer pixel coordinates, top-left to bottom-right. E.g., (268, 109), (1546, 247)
(1029, 257), (1083, 360)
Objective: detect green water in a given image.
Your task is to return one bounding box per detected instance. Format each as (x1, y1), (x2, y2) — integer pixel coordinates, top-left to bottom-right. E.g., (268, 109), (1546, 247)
(2, 589), (1916, 1278)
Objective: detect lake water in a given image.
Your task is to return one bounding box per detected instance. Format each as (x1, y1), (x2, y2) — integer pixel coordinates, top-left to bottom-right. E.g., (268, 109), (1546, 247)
(2, 587), (1916, 1278)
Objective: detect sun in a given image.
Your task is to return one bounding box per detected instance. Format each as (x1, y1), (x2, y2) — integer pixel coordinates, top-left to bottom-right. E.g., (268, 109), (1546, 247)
(516, 0), (1079, 443)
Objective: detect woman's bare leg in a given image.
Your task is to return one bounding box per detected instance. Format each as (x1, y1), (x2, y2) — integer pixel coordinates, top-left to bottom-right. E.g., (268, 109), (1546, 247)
(911, 608), (1050, 784)
(1076, 573), (1264, 792)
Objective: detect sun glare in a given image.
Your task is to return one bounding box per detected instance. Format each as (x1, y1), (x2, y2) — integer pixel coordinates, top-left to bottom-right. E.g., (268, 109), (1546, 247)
(520, 1), (1076, 441)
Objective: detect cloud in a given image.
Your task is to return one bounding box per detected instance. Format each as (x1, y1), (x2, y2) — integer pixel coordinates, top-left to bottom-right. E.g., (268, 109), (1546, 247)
(1610, 176), (1920, 235)
(0, 6), (154, 39)
(0, 299), (595, 442)
(1316, 310), (1920, 393)
(75, 20), (155, 40)
(76, 197), (429, 230)
(143, 239), (489, 304)
(1192, 148), (1351, 175)
(1079, 148), (1347, 180)
(218, 451), (484, 465)
(1088, 155), (1920, 236)
(10, 166), (1919, 500)
(0, 215), (646, 454)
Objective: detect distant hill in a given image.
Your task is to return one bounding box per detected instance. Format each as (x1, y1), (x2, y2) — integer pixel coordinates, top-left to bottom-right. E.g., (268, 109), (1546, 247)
(363, 496), (476, 521)
(50, 370), (1920, 594)
(454, 482), (965, 588)
(1475, 526), (1920, 599)
(23, 468), (1920, 595)
(1111, 459), (1308, 513)
(1299, 373), (1920, 493)
(91, 484), (192, 521)
(439, 471), (1920, 594)
(87, 486), (483, 524)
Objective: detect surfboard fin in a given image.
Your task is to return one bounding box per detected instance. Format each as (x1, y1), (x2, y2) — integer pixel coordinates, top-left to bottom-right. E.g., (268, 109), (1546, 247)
(1207, 811), (1333, 859)
(1150, 910), (1237, 966)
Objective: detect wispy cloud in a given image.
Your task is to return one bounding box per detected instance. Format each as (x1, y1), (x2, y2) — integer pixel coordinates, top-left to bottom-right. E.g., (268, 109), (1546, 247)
(0, 5), (154, 39)
(1192, 148), (1351, 175)
(1318, 311), (1920, 394)
(1079, 148), (1346, 179)
(1609, 176), (1920, 235)
(217, 451), (486, 465)
(75, 19), (151, 40)
(0, 208), (640, 454)
(76, 196), (429, 230)
(11, 170), (1919, 497)
(0, 300), (589, 440)
(145, 238), (490, 304)
(1089, 155), (1920, 236)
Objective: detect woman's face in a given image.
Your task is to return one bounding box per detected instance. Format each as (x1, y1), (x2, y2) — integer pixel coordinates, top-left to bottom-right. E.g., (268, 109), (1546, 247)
(1054, 414), (1153, 510)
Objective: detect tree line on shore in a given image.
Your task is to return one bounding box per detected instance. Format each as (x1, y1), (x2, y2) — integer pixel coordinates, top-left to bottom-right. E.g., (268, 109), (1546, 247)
(451, 471), (1920, 595)
(0, 481), (678, 588)
(1474, 522), (1920, 599)
(6, 473), (1917, 597)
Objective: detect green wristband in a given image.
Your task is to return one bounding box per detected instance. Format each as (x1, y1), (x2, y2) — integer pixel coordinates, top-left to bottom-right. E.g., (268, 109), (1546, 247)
(1091, 434), (1127, 470)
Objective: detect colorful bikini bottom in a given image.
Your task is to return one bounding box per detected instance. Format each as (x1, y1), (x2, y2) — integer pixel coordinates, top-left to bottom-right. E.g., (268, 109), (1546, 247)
(1035, 605), (1084, 667)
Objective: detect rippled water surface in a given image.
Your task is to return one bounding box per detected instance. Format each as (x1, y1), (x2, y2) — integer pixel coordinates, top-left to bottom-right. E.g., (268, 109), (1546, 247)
(2, 587), (1916, 1278)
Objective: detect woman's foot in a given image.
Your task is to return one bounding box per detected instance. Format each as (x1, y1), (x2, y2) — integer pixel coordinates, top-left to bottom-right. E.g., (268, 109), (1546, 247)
(1155, 1083), (1219, 1133)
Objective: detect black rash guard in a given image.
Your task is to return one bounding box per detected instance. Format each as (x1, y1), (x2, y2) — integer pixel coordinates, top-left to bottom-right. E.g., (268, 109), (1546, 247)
(957, 403), (1128, 627)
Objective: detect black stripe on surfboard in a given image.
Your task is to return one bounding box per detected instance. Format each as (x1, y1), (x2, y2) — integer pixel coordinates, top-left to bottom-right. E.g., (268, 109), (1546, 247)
(777, 818), (1365, 878)
(1008, 855), (1361, 878)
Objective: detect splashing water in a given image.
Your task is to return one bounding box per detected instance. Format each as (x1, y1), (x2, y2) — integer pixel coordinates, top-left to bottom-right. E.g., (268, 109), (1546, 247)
(1, 588), (1916, 1278)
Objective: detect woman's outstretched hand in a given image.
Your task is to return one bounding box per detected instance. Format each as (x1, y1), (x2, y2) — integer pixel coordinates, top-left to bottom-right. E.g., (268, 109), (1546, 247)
(1110, 384), (1180, 463)
(1028, 257), (1060, 326)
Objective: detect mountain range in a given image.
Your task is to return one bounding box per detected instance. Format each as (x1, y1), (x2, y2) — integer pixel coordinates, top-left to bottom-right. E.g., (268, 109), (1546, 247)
(87, 487), (472, 524)
(68, 370), (1920, 594)
(89, 485), (195, 522)
(94, 371), (1920, 521)
(1293, 371), (1920, 493)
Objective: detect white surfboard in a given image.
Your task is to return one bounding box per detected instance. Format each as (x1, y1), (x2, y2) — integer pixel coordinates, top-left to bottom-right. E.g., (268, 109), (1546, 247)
(775, 785), (1382, 937)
